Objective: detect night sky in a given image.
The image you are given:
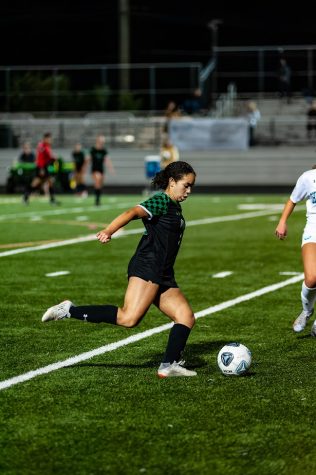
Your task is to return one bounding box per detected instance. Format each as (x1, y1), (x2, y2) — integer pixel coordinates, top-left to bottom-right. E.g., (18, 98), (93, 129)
(1, 1), (315, 66)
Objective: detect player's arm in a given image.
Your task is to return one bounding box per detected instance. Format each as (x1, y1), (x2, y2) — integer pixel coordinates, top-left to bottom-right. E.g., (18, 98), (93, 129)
(106, 155), (115, 175)
(82, 153), (89, 172)
(96, 206), (149, 243)
(275, 199), (296, 240)
(46, 146), (57, 164)
(85, 153), (92, 165)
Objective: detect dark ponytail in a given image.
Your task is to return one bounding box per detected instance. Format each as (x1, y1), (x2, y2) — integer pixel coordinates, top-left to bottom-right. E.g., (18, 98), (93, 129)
(152, 161), (196, 189)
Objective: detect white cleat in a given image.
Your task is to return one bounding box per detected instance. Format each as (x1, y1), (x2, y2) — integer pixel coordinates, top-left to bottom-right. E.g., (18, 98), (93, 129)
(42, 300), (73, 322)
(293, 309), (314, 333)
(157, 360), (197, 378)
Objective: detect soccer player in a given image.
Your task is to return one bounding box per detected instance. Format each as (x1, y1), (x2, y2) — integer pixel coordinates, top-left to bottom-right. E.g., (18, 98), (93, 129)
(87, 134), (115, 206)
(42, 161), (197, 378)
(275, 165), (316, 335)
(72, 142), (88, 196)
(23, 132), (58, 204)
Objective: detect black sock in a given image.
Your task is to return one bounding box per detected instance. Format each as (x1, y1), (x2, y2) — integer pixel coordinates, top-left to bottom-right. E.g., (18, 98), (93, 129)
(95, 189), (101, 204)
(49, 186), (55, 202)
(69, 305), (118, 324)
(162, 323), (191, 364)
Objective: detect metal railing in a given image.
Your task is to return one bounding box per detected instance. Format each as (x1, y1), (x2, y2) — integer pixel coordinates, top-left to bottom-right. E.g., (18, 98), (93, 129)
(0, 63), (201, 114)
(1, 45), (316, 114)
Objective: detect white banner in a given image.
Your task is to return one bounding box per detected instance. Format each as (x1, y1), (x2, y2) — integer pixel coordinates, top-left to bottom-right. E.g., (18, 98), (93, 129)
(169, 118), (249, 151)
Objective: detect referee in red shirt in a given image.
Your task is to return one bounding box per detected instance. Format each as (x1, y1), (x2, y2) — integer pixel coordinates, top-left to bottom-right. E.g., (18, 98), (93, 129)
(23, 132), (58, 204)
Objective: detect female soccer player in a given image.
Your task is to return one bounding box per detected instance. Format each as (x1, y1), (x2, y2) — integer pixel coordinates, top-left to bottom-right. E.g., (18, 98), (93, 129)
(42, 161), (197, 378)
(87, 134), (115, 206)
(275, 165), (316, 335)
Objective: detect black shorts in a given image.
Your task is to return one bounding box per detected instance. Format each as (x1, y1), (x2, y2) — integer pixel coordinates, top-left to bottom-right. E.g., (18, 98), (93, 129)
(75, 163), (84, 172)
(92, 167), (104, 174)
(127, 255), (178, 288)
(35, 166), (50, 179)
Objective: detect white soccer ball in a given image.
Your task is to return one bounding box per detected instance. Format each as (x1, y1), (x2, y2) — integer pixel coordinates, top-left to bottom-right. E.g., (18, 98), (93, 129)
(217, 342), (252, 376)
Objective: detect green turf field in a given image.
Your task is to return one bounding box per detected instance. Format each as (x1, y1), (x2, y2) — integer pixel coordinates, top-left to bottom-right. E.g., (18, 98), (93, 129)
(0, 193), (315, 475)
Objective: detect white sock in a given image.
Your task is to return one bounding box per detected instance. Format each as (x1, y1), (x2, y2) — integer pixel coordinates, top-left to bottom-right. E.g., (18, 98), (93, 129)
(301, 282), (316, 314)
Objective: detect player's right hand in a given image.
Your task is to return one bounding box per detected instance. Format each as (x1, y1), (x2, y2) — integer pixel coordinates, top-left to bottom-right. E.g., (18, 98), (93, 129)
(96, 231), (111, 243)
(275, 223), (287, 240)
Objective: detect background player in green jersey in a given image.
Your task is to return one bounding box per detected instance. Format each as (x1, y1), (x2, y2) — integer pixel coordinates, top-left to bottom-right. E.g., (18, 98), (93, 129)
(42, 161), (197, 378)
(87, 134), (115, 205)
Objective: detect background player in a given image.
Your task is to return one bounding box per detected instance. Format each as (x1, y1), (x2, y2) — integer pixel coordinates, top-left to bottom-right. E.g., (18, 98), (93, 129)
(42, 161), (197, 378)
(23, 132), (58, 204)
(87, 134), (115, 206)
(72, 142), (88, 196)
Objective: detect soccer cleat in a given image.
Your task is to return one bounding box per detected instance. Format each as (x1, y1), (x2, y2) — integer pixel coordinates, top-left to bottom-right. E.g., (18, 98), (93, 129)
(42, 300), (73, 322)
(157, 360), (197, 378)
(50, 199), (61, 206)
(293, 309), (314, 333)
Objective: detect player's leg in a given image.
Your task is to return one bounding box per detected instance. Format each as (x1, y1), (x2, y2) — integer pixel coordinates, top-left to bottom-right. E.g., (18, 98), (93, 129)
(76, 167), (86, 195)
(23, 175), (42, 203)
(294, 243), (316, 333)
(92, 171), (103, 205)
(42, 277), (159, 327)
(47, 176), (58, 204)
(154, 287), (197, 377)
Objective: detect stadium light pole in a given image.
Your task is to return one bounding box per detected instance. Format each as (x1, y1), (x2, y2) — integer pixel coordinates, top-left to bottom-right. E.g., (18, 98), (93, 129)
(119, 0), (130, 93)
(207, 19), (222, 106)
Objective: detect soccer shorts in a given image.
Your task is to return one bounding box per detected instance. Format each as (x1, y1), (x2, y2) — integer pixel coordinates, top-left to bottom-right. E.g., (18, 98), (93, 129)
(127, 256), (178, 288)
(35, 166), (50, 179)
(301, 224), (316, 246)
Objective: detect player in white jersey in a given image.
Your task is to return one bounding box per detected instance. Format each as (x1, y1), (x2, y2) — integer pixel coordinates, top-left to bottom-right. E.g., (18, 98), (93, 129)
(275, 167), (316, 335)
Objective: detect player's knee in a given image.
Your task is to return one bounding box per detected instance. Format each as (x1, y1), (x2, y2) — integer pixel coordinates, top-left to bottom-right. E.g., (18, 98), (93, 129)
(187, 314), (196, 329)
(117, 311), (142, 328)
(177, 312), (195, 329)
(305, 276), (316, 288)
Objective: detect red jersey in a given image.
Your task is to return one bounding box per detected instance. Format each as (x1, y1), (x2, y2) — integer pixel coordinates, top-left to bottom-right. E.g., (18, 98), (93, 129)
(36, 141), (55, 168)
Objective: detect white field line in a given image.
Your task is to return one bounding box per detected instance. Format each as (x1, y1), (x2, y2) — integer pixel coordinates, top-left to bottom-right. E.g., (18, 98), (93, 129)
(0, 201), (134, 221)
(0, 273), (304, 392)
(212, 271), (233, 278)
(45, 271), (70, 277)
(0, 209), (289, 258)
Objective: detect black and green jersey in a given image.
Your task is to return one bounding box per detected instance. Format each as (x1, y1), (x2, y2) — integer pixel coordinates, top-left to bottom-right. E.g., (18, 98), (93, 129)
(90, 147), (108, 172)
(72, 151), (85, 170)
(128, 192), (185, 287)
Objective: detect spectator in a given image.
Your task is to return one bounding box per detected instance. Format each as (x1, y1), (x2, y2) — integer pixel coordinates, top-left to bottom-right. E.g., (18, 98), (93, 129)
(182, 88), (204, 115)
(160, 137), (179, 169)
(86, 134), (115, 206)
(306, 100), (316, 140)
(163, 100), (181, 136)
(246, 100), (261, 147)
(23, 132), (59, 205)
(19, 142), (35, 163)
(278, 58), (292, 103)
(72, 142), (88, 196)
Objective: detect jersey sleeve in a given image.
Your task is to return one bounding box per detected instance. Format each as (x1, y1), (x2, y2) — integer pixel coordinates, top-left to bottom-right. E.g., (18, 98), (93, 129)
(138, 193), (169, 219)
(290, 173), (309, 203)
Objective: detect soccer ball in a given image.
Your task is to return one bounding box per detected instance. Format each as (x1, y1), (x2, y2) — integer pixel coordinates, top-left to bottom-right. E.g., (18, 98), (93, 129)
(217, 342), (252, 376)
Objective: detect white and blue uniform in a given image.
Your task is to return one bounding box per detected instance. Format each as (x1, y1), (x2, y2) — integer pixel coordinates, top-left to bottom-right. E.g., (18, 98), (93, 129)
(290, 169), (316, 245)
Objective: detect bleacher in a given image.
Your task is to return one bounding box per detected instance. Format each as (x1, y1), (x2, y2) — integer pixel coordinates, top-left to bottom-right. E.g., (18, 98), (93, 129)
(234, 96), (313, 145)
(1, 94), (316, 193)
